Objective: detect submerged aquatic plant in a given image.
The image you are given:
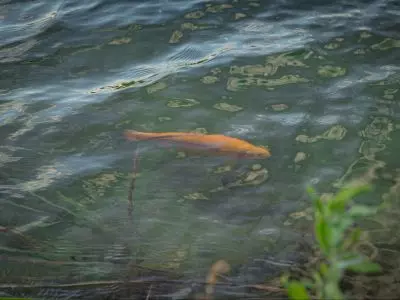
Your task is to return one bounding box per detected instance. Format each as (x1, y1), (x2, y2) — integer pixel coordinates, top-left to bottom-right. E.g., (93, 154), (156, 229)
(283, 183), (382, 300)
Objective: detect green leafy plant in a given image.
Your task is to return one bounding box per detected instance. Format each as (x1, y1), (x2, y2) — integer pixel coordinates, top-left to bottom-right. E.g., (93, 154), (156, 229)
(282, 183), (382, 300)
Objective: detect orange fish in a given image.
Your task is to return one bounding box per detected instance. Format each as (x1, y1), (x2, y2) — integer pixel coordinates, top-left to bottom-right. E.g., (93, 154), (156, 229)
(124, 130), (271, 159)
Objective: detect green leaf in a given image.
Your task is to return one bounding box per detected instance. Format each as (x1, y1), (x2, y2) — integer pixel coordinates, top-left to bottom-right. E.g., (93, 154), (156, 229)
(315, 216), (330, 254)
(319, 263), (329, 276)
(347, 262), (382, 273)
(333, 185), (370, 205)
(348, 228), (362, 245)
(337, 255), (363, 270)
(306, 185), (317, 199)
(324, 282), (344, 300)
(348, 204), (378, 217)
(314, 198), (325, 215)
(328, 199), (347, 213)
(287, 281), (310, 300)
(331, 184), (371, 211)
(280, 274), (290, 287)
(312, 270), (323, 287)
(331, 217), (354, 248)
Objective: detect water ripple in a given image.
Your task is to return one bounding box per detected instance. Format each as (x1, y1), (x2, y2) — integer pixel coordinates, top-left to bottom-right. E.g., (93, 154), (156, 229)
(60, 0), (208, 28)
(0, 1), (60, 46)
(90, 42), (234, 93)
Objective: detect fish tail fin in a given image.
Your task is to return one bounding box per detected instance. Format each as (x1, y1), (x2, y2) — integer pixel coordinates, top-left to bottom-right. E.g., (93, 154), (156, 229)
(124, 130), (154, 141)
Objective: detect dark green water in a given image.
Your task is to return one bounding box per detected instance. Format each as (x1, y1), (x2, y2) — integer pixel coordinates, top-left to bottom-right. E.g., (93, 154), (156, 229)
(1, 0), (400, 298)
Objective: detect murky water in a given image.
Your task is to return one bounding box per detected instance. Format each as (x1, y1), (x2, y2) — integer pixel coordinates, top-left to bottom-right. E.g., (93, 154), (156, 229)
(1, 0), (400, 298)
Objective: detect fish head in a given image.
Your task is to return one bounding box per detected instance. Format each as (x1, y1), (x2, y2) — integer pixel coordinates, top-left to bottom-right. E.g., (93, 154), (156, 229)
(241, 145), (271, 159)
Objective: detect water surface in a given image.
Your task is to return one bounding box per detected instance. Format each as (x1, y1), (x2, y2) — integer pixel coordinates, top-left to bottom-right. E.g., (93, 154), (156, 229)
(1, 0), (400, 298)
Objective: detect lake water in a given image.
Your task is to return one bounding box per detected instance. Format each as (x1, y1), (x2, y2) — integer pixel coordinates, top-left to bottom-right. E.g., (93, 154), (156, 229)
(1, 0), (400, 299)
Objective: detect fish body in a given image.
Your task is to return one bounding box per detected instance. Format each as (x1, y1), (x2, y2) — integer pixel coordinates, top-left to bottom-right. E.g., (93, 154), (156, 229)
(124, 130), (271, 159)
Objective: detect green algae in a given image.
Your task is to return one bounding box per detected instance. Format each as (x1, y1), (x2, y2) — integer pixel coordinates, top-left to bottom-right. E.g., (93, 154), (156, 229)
(108, 37), (131, 45)
(211, 68), (222, 75)
(333, 157), (385, 188)
(324, 43), (340, 49)
(251, 164), (262, 171)
(234, 13), (247, 20)
(210, 165), (269, 192)
(176, 151), (186, 158)
(248, 2), (260, 7)
(270, 103), (289, 111)
(227, 75), (309, 91)
(354, 49), (367, 55)
(383, 88), (398, 100)
(184, 10), (205, 19)
(229, 51), (308, 78)
(359, 117), (394, 143)
(318, 65), (346, 77)
(360, 31), (372, 39)
(158, 116), (172, 122)
(183, 192), (209, 200)
(213, 165), (232, 174)
(230, 64), (275, 77)
(206, 4), (233, 13)
(147, 81), (167, 94)
(296, 125), (347, 143)
(180, 22), (215, 31)
(265, 52), (308, 72)
(284, 207), (314, 226)
(201, 76), (219, 84)
(358, 140), (386, 159)
(357, 116), (394, 159)
(82, 172), (120, 199)
(191, 127), (208, 134)
(167, 98), (200, 108)
(237, 167), (269, 186)
(213, 102), (243, 112)
(371, 38), (400, 51)
(294, 152), (307, 163)
(169, 30), (183, 43)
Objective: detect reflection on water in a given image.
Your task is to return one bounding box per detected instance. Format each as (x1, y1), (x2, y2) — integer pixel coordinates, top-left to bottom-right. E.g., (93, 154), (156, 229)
(1, 0), (400, 298)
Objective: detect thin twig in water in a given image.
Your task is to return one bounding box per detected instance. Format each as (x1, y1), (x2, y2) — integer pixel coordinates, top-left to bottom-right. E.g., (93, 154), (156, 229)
(145, 284), (153, 300)
(27, 190), (77, 217)
(247, 284), (284, 293)
(28, 190), (111, 237)
(128, 148), (139, 220)
(3, 199), (47, 214)
(0, 279), (173, 289)
(0, 255), (116, 266)
(0, 225), (41, 249)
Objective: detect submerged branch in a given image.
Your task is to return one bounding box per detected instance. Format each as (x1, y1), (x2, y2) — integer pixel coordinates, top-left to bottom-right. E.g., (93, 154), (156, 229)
(0, 279), (157, 289)
(2, 199), (48, 214)
(0, 225), (42, 249)
(0, 279), (281, 290)
(27, 190), (78, 218)
(247, 284), (284, 293)
(128, 148), (139, 220)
